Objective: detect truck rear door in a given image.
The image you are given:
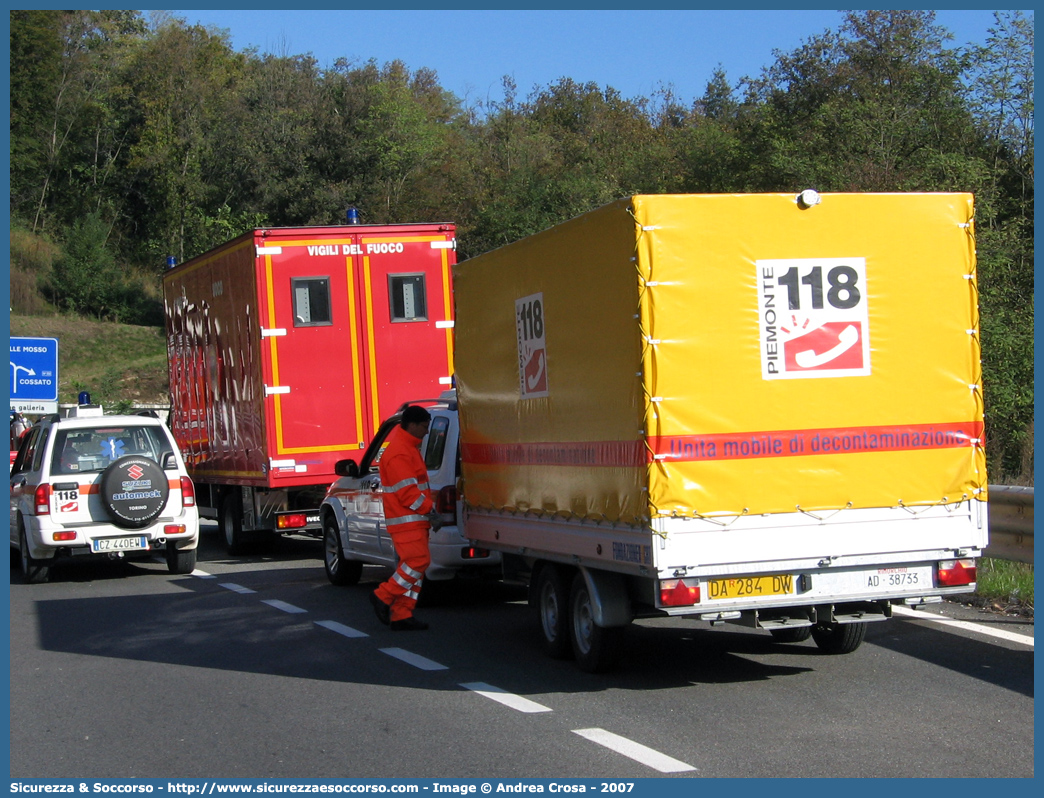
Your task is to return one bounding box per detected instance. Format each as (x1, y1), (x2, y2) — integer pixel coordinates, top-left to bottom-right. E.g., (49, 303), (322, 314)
(257, 226), (455, 479)
(355, 230), (455, 427)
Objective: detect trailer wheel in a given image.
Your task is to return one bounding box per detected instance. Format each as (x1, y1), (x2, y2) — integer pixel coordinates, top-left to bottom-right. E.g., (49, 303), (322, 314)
(811, 621), (867, 654)
(165, 542), (197, 575)
(535, 565), (573, 659)
(769, 626), (813, 643)
(19, 523), (51, 584)
(569, 573), (622, 673)
(323, 515), (362, 586)
(220, 495), (246, 555)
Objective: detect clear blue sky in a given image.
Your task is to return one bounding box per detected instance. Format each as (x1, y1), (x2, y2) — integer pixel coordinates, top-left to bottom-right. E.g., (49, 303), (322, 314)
(166, 8), (1011, 106)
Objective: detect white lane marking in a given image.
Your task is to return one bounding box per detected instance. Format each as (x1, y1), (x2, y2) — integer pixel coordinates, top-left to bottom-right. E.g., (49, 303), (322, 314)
(573, 728), (696, 774)
(379, 647), (448, 671)
(219, 583), (256, 595)
(892, 605), (1034, 647)
(460, 682), (553, 713)
(315, 620), (369, 639)
(262, 599), (307, 614)
(192, 569), (215, 578)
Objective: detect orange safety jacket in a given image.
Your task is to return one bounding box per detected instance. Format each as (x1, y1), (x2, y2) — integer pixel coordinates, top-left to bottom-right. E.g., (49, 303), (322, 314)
(378, 425), (433, 532)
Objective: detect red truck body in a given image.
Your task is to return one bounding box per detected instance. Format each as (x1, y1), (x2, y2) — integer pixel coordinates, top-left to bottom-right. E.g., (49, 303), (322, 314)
(162, 223), (456, 548)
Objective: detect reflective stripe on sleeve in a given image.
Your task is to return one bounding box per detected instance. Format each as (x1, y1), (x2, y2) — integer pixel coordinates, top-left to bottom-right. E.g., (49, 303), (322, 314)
(386, 514), (428, 526)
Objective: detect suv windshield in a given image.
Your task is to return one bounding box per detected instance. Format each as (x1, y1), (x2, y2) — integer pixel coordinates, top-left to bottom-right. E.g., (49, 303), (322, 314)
(49, 425), (175, 476)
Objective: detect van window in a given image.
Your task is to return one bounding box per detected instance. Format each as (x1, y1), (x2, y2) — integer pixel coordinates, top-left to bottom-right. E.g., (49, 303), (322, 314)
(389, 274), (427, 322)
(424, 416), (449, 470)
(292, 277), (332, 327)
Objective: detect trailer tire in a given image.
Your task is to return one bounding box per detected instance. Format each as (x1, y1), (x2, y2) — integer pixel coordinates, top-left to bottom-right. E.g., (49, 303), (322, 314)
(569, 573), (622, 673)
(535, 564), (573, 660)
(220, 495), (246, 555)
(323, 515), (362, 586)
(769, 626), (813, 643)
(811, 621), (867, 654)
(165, 543), (197, 575)
(19, 523), (51, 584)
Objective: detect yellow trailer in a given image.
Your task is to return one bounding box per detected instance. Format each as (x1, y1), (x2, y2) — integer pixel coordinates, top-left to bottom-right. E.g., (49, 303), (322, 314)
(453, 192), (987, 671)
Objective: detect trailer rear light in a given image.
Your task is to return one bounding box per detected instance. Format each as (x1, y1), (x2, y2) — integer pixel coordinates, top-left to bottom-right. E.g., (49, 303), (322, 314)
(52, 532), (76, 542)
(180, 476), (196, 507)
(34, 484), (51, 515)
(436, 485), (458, 523)
(277, 513), (308, 530)
(660, 578), (700, 607)
(461, 546), (490, 560)
(164, 524), (187, 536)
(937, 558), (977, 587)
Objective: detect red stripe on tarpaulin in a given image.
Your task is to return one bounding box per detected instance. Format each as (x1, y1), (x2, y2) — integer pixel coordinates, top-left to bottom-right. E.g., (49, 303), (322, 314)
(461, 421), (983, 467)
(461, 440), (645, 468)
(648, 421), (984, 463)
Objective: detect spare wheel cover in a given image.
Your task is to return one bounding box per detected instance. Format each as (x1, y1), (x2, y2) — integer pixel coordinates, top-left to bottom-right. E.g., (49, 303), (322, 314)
(100, 455), (169, 529)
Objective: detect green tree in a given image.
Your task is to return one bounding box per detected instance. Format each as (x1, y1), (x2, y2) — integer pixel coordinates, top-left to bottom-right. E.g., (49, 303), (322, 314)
(964, 11), (1034, 477)
(120, 17), (245, 264)
(49, 211), (125, 319)
(9, 10), (146, 234)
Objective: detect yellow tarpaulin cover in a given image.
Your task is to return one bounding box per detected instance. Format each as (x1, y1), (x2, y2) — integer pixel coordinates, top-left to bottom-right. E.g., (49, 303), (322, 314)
(454, 194), (986, 524)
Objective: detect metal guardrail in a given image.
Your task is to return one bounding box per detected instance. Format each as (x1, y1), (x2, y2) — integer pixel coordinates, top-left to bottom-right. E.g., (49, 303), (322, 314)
(985, 484), (1034, 564)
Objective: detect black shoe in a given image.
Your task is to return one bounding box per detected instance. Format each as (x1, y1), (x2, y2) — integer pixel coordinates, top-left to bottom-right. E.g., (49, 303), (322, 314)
(390, 616), (428, 631)
(369, 591), (390, 626)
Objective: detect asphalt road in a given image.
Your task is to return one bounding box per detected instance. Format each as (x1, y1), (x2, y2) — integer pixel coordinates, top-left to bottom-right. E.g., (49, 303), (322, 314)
(9, 523), (1034, 779)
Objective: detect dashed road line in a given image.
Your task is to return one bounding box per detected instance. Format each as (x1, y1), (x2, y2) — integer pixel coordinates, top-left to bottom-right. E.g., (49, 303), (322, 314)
(460, 682), (553, 713)
(380, 647), (448, 671)
(261, 599), (308, 614)
(572, 728), (696, 773)
(315, 620), (369, 639)
(892, 605), (1034, 647)
(192, 569), (215, 578)
(219, 582), (256, 595)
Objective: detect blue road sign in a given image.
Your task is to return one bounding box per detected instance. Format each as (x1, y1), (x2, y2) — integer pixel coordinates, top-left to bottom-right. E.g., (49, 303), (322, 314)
(10, 337), (59, 403)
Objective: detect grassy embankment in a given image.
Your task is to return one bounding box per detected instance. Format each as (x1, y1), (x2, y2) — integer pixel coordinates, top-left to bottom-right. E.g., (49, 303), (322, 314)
(10, 314), (169, 410)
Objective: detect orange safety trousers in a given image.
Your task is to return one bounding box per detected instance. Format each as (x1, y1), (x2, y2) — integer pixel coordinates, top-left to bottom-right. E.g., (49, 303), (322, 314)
(374, 527), (431, 622)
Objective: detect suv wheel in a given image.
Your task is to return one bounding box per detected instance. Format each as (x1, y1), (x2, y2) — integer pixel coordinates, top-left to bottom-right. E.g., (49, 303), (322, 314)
(165, 543), (197, 575)
(19, 524), (51, 584)
(323, 515), (362, 586)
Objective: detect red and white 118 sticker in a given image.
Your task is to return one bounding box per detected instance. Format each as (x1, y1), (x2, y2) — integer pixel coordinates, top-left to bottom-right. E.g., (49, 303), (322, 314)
(756, 257), (871, 380)
(516, 292), (549, 398)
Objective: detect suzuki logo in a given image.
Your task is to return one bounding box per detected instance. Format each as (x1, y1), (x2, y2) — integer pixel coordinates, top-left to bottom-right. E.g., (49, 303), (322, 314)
(127, 465), (144, 480)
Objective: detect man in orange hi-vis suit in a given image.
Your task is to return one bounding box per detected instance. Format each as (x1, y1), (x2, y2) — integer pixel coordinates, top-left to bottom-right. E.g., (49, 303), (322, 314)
(370, 405), (439, 631)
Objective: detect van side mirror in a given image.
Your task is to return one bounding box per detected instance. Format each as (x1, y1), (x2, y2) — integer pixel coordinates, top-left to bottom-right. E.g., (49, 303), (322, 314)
(335, 459), (360, 478)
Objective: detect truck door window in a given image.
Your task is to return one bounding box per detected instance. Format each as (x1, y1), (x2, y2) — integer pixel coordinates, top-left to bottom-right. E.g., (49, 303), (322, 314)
(424, 416), (449, 470)
(292, 277), (332, 327)
(389, 274), (427, 322)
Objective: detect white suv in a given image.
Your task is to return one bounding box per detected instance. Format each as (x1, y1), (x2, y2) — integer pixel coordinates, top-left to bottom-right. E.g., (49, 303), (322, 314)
(320, 393), (499, 586)
(9, 407), (200, 583)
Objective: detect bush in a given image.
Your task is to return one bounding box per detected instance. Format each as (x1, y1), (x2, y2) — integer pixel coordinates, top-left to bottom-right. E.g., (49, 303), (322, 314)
(9, 226), (59, 315)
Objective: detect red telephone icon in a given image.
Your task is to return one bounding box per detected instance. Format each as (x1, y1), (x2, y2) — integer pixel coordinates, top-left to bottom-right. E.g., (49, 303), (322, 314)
(785, 323), (863, 371)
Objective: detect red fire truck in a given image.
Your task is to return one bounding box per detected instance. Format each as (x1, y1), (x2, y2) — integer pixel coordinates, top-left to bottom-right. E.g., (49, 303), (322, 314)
(162, 223), (456, 553)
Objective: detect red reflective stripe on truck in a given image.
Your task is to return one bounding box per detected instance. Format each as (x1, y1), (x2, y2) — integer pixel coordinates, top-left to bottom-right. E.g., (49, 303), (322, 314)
(647, 421), (984, 462)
